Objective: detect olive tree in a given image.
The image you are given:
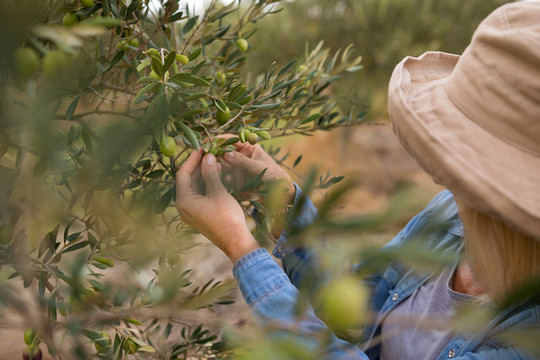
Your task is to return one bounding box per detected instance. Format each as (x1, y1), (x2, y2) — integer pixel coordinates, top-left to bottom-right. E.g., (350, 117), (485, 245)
(0, 0), (364, 358)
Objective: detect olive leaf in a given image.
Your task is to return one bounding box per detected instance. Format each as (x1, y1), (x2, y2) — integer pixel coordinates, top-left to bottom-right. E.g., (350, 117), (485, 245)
(155, 186), (175, 214)
(178, 122), (200, 150)
(240, 169), (267, 193)
(38, 224), (60, 259)
(170, 73), (212, 87)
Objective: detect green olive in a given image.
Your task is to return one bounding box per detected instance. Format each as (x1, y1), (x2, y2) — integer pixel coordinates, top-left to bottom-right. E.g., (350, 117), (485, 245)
(319, 276), (368, 330)
(24, 328), (37, 346)
(14, 48), (39, 80)
(216, 107), (231, 126)
(122, 338), (139, 354)
(239, 128), (251, 143)
(63, 13), (79, 26)
(42, 50), (71, 78)
(236, 38), (248, 52)
(256, 130), (271, 141)
(159, 136), (176, 157)
(81, 0), (94, 7)
(94, 332), (112, 353)
(128, 38), (140, 47)
(246, 132), (258, 145)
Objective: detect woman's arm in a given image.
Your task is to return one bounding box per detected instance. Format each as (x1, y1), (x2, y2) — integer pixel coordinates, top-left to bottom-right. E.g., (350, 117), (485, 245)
(220, 141), (325, 290)
(175, 149), (259, 263)
(175, 149), (369, 359)
(234, 248), (369, 359)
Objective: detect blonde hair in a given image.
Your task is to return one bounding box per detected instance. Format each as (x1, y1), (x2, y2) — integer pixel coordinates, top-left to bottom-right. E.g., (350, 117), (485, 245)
(457, 201), (540, 303)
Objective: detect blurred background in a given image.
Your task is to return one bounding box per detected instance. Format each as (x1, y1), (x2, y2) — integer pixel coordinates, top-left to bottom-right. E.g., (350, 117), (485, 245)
(185, 0), (509, 117)
(243, 0), (509, 218)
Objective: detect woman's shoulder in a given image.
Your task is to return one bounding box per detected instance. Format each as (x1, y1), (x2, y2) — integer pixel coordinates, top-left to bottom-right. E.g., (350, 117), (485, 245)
(389, 189), (461, 245)
(415, 189), (463, 236)
(424, 189), (459, 221)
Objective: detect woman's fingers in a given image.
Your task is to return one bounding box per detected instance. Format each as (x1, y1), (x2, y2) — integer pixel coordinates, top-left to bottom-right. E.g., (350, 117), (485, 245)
(176, 149), (203, 201)
(176, 149), (202, 183)
(216, 133), (237, 140)
(220, 161), (233, 173)
(191, 166), (203, 193)
(223, 151), (267, 175)
(223, 174), (234, 187)
(201, 153), (226, 196)
(217, 134), (252, 153)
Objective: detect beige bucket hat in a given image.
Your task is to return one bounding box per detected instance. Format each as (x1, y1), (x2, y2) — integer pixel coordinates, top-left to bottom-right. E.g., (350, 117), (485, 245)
(388, 2), (540, 240)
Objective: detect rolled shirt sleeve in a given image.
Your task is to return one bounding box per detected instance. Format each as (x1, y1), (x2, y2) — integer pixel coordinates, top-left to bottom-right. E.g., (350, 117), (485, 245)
(233, 248), (369, 359)
(272, 183), (319, 258)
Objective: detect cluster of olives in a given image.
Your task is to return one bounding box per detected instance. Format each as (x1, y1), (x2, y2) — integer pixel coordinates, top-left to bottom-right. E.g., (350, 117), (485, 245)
(62, 0), (95, 26)
(13, 0), (101, 81)
(13, 46), (73, 80)
(239, 127), (271, 145)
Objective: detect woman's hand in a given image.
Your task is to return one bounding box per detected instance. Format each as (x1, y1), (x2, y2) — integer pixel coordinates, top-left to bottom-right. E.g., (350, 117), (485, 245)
(175, 149), (259, 263)
(221, 139), (296, 207)
(219, 139), (296, 237)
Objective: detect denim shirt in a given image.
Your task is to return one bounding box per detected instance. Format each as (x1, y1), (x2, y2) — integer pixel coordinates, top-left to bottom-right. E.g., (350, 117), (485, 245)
(233, 188), (540, 359)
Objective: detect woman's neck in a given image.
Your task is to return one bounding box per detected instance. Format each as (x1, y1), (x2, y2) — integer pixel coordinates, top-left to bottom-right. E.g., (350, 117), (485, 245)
(452, 261), (488, 296)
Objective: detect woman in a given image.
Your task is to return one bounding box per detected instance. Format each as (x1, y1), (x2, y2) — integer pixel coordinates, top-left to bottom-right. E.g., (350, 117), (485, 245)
(175, 2), (540, 359)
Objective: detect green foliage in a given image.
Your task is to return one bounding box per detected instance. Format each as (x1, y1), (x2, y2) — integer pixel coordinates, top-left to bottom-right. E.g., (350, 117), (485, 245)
(248, 0), (510, 116)
(1, 0), (536, 358)
(0, 0), (364, 358)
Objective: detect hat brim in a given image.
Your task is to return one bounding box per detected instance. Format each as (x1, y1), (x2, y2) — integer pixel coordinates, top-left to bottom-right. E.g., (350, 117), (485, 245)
(389, 51), (540, 239)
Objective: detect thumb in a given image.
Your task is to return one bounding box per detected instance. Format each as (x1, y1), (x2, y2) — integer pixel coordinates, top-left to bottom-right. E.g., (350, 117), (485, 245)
(223, 151), (267, 175)
(201, 153), (226, 196)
